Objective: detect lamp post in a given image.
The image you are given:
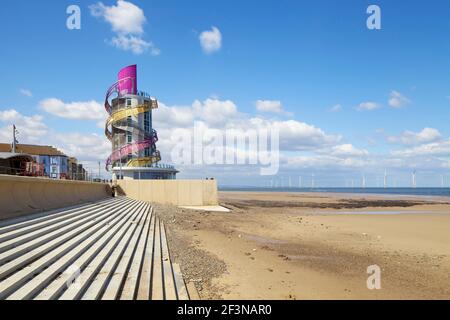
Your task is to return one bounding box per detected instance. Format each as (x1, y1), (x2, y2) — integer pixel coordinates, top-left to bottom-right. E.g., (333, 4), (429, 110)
(12, 125), (19, 153)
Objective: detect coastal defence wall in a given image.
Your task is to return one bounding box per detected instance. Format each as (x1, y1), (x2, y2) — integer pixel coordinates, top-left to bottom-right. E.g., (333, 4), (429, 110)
(117, 180), (219, 206)
(0, 175), (111, 221)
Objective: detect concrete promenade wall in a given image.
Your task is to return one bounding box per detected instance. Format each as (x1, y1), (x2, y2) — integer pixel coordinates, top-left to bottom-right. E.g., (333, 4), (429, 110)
(0, 175), (111, 221)
(117, 180), (218, 206)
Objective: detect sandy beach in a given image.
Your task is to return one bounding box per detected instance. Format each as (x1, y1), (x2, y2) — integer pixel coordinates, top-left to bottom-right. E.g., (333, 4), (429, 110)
(157, 191), (450, 300)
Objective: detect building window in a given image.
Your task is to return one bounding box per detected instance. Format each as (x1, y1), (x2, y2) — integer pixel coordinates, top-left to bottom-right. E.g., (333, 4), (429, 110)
(144, 112), (150, 132)
(127, 99), (132, 107)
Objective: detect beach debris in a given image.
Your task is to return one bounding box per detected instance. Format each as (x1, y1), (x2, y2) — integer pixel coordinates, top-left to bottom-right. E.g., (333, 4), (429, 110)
(362, 233), (368, 237)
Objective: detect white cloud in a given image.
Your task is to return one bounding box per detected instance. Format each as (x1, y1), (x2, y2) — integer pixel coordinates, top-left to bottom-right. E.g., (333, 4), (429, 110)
(388, 90), (410, 108)
(194, 99), (237, 125)
(387, 128), (441, 146)
(154, 98), (237, 128)
(0, 109), (47, 143)
(357, 102), (382, 111)
(155, 103), (195, 128)
(331, 144), (369, 157)
(90, 0), (158, 55)
(39, 98), (107, 121)
(285, 144), (370, 170)
(155, 97), (340, 151)
(253, 119), (341, 151)
(90, 0), (145, 34)
(53, 133), (110, 162)
(19, 89), (33, 97)
(330, 104), (342, 112)
(153, 98), (341, 160)
(199, 26), (222, 54)
(110, 34), (160, 55)
(287, 154), (370, 170)
(391, 139), (450, 157)
(255, 100), (284, 113)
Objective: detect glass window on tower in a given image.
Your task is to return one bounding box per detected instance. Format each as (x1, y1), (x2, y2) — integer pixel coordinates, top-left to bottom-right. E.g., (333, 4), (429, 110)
(126, 99), (132, 107)
(144, 112), (150, 132)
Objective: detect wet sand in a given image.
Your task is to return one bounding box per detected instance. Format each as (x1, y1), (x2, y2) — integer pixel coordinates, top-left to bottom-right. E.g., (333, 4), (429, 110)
(157, 192), (450, 300)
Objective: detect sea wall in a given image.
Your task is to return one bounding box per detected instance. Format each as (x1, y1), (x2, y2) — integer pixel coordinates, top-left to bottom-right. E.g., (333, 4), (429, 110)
(0, 175), (111, 221)
(117, 180), (218, 206)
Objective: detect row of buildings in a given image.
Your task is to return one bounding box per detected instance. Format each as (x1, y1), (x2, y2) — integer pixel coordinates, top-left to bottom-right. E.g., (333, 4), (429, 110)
(0, 143), (89, 180)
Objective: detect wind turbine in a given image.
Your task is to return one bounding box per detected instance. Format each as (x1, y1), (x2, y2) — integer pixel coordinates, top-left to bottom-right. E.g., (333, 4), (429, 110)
(311, 173), (315, 189)
(362, 174), (366, 189)
(412, 170), (417, 188)
(384, 169), (387, 189)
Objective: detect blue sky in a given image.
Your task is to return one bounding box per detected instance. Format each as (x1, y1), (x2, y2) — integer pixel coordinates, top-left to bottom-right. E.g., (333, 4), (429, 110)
(0, 0), (449, 187)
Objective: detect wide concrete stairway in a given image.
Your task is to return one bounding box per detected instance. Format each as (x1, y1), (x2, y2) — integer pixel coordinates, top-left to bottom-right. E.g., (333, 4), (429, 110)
(0, 197), (189, 300)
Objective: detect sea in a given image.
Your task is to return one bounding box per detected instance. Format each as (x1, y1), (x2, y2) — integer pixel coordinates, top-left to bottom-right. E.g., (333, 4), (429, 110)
(219, 187), (450, 197)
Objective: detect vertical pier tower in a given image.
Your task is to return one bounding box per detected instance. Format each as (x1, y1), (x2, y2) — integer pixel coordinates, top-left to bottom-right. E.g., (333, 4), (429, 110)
(104, 65), (178, 180)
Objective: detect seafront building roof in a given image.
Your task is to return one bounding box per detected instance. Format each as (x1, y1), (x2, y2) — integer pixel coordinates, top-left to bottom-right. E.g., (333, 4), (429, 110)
(0, 143), (67, 157)
(0, 152), (33, 161)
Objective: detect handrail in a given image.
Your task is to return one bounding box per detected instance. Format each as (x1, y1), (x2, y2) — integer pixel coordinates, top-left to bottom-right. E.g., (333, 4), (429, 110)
(104, 105), (152, 141)
(105, 136), (159, 169)
(104, 76), (135, 114)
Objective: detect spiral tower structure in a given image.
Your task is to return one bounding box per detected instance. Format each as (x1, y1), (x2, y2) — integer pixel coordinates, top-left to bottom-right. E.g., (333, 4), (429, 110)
(105, 65), (178, 180)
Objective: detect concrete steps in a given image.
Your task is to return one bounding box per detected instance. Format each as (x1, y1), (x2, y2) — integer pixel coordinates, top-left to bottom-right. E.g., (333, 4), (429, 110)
(0, 197), (190, 300)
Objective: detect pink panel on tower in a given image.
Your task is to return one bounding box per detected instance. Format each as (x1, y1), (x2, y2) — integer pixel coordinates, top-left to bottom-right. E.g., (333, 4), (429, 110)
(117, 65), (137, 95)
